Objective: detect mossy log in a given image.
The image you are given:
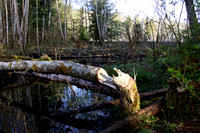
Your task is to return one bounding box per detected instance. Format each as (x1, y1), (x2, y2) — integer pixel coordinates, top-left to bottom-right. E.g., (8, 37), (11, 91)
(0, 60), (111, 84)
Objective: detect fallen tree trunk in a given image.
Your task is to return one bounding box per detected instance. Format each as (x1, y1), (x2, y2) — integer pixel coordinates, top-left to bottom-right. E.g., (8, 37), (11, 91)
(13, 72), (168, 99)
(100, 98), (165, 133)
(13, 71), (119, 98)
(0, 60), (113, 85)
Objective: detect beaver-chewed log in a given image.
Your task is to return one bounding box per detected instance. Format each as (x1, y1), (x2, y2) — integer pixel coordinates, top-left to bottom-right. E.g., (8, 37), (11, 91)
(99, 68), (140, 114)
(0, 61), (140, 113)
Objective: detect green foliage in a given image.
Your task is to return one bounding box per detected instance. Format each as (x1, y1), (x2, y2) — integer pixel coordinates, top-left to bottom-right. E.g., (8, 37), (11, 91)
(138, 114), (159, 129)
(79, 26), (89, 41)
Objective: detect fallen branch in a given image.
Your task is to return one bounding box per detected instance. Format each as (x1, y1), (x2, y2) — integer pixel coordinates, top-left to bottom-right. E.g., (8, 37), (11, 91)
(100, 98), (165, 133)
(140, 88), (168, 100)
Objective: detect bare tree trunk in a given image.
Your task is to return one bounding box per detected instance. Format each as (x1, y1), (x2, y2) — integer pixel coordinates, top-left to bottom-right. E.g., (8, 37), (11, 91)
(64, 0), (68, 43)
(4, 0), (8, 46)
(36, 0), (39, 53)
(13, 0), (24, 54)
(125, 25), (133, 50)
(10, 0), (16, 47)
(24, 0), (29, 50)
(184, 0), (199, 42)
(56, 0), (64, 41)
(0, 4), (3, 42)
(42, 0), (46, 47)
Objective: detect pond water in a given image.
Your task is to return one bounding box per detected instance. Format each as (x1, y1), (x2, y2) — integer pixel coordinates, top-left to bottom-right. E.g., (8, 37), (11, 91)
(0, 73), (114, 133)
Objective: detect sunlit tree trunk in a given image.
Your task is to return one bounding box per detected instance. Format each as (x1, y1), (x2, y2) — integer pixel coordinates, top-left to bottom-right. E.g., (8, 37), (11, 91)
(64, 0), (68, 43)
(56, 0), (64, 41)
(184, 0), (199, 42)
(48, 0), (52, 31)
(4, 0), (8, 46)
(36, 0), (39, 53)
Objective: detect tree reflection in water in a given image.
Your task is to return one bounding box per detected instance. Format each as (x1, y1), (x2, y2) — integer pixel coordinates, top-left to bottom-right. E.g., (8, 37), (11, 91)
(0, 73), (113, 132)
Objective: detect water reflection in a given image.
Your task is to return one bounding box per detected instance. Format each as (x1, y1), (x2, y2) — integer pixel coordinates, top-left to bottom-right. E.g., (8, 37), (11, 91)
(0, 73), (113, 132)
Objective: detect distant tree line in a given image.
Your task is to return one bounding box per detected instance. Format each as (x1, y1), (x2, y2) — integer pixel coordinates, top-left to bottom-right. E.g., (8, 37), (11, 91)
(0, 0), (199, 54)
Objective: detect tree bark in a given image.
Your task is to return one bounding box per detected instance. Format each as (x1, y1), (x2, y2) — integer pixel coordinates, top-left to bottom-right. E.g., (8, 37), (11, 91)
(100, 98), (164, 133)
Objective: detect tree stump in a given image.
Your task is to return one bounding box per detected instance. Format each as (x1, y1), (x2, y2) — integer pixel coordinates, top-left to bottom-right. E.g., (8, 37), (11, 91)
(113, 68), (140, 114)
(166, 79), (189, 114)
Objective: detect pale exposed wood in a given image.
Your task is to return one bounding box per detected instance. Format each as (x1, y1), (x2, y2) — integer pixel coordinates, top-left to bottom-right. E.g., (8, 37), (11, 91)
(100, 98), (164, 133)
(113, 68), (140, 113)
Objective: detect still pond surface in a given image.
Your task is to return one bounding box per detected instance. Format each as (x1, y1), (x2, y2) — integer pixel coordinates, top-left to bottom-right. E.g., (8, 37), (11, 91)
(0, 73), (114, 133)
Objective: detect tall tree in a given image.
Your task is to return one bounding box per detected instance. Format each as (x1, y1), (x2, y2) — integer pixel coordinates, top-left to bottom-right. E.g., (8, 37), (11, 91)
(13, 0), (24, 54)
(36, 0), (39, 53)
(184, 0), (199, 42)
(64, 0), (68, 42)
(42, 0), (46, 46)
(56, 0), (64, 41)
(90, 0), (114, 45)
(23, 0), (29, 50)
